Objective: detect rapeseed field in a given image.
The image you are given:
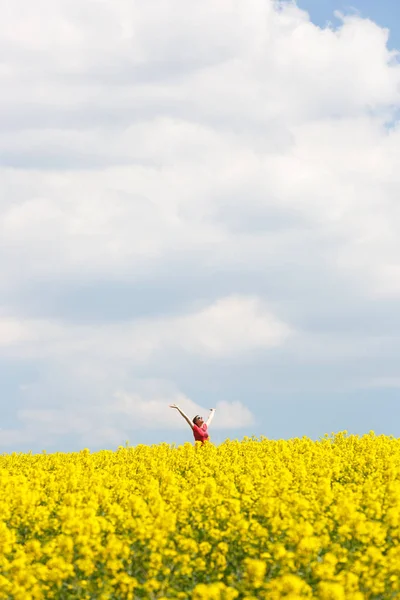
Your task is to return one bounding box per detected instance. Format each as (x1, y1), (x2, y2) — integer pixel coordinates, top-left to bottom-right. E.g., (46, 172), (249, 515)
(0, 432), (399, 599)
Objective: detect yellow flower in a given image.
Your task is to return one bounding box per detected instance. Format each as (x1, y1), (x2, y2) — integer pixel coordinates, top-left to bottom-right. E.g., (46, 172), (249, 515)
(318, 582), (346, 600)
(0, 432), (397, 597)
(243, 559), (266, 588)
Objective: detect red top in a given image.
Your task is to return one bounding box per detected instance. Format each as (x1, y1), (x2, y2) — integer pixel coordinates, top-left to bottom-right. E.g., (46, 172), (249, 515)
(193, 423), (209, 443)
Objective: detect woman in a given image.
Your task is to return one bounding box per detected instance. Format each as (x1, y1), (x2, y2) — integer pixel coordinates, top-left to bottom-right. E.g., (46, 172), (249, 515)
(169, 404), (216, 444)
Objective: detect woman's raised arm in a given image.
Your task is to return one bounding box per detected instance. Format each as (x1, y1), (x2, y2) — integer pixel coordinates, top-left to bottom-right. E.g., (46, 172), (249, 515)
(206, 408), (216, 427)
(169, 404), (194, 430)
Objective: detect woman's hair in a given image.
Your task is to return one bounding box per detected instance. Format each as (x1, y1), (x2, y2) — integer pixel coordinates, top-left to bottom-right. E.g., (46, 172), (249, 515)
(193, 415), (201, 424)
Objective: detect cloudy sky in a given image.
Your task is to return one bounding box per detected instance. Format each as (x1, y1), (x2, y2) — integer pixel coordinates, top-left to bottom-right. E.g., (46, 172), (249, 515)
(1, 0), (400, 452)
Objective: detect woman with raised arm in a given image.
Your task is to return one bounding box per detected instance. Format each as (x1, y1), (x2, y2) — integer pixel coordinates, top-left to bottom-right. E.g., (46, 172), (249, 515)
(169, 404), (216, 444)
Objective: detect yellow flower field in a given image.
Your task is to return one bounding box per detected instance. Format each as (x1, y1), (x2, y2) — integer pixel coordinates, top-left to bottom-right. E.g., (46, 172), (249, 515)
(0, 432), (399, 599)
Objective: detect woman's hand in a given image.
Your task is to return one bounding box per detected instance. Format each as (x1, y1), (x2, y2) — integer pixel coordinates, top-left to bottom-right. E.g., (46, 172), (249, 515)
(169, 404), (179, 409)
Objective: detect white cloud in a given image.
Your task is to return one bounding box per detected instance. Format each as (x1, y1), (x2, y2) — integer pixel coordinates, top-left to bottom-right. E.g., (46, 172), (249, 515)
(0, 316), (64, 347)
(0, 318), (32, 346)
(0, 4), (398, 310)
(364, 377), (400, 389)
(156, 295), (291, 358)
(0, 295), (291, 361)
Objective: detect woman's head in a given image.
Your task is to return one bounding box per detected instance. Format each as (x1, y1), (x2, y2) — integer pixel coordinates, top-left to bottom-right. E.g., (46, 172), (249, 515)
(193, 415), (204, 426)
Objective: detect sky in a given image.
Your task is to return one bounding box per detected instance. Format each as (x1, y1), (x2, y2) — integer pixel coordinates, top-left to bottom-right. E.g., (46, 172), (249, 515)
(1, 0), (400, 452)
(299, 0), (400, 48)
